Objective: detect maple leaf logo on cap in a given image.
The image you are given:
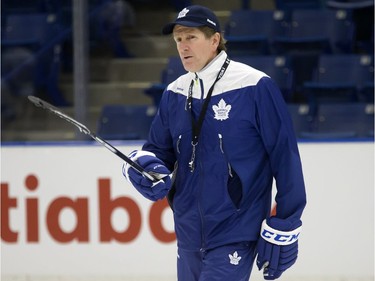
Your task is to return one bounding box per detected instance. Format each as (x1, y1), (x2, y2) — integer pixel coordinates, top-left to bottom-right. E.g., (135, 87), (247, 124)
(177, 8), (189, 19)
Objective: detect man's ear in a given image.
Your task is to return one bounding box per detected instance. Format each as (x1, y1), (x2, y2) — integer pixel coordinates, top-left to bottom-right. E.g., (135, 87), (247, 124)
(212, 32), (220, 49)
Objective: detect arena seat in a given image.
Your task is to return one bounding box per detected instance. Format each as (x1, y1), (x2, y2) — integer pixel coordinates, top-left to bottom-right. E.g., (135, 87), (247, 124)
(97, 104), (156, 140)
(303, 54), (374, 107)
(224, 9), (289, 56)
(300, 103), (374, 139)
(144, 56), (186, 107)
(1, 12), (67, 105)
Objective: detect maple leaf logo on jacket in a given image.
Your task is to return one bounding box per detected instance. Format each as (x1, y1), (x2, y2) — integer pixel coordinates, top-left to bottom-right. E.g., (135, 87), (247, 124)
(229, 251), (242, 265)
(213, 99), (231, 121)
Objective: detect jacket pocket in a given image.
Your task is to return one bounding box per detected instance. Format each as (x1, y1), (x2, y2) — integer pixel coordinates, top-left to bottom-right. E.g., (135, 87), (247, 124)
(218, 133), (243, 209)
(168, 135), (182, 211)
(167, 162), (178, 211)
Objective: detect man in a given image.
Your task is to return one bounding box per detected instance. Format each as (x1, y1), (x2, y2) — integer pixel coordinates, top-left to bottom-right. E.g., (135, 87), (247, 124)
(123, 5), (306, 281)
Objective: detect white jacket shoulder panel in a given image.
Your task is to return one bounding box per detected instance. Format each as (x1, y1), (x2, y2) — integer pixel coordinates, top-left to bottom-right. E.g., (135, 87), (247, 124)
(165, 53), (270, 98)
(166, 72), (193, 97)
(213, 60), (269, 96)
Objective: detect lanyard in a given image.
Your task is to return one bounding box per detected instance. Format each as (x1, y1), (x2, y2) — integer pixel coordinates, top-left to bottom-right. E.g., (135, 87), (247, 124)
(187, 56), (230, 171)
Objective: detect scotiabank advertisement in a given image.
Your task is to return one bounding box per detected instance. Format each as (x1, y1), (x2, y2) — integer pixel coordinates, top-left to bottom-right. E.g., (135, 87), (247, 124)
(1, 143), (177, 277)
(1, 142), (374, 279)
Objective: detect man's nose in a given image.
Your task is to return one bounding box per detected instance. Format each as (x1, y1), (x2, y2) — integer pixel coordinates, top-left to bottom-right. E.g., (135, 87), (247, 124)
(178, 41), (189, 51)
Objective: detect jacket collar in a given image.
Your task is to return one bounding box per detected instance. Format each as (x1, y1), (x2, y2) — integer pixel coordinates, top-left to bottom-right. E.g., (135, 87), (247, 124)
(192, 50), (227, 81)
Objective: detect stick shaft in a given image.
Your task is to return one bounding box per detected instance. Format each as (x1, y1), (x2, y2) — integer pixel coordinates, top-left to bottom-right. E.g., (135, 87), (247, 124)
(28, 95), (157, 181)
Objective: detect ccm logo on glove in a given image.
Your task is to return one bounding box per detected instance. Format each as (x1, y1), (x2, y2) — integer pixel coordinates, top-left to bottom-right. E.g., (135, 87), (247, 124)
(260, 220), (302, 246)
(123, 150), (172, 201)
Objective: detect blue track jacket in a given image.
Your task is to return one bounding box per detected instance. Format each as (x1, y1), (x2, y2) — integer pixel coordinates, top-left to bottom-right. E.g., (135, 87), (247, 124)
(143, 51), (307, 251)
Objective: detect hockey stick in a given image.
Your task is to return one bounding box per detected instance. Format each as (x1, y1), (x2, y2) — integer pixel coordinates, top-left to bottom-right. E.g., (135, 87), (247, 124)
(28, 95), (159, 182)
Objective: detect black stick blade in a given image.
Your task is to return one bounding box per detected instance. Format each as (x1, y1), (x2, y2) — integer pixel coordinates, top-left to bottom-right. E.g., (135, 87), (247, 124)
(28, 95), (61, 113)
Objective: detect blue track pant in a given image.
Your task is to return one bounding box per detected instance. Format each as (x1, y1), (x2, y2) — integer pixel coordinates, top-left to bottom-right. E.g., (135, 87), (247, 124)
(177, 241), (257, 281)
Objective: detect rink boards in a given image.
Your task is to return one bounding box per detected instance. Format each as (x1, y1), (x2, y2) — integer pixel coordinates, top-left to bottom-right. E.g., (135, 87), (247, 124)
(1, 141), (374, 279)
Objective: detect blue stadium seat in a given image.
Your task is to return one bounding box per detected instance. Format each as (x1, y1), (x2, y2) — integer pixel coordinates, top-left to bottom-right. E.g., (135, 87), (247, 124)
(1, 0), (56, 15)
(300, 103), (374, 139)
(97, 105), (157, 140)
(161, 56), (186, 85)
(287, 104), (315, 138)
(145, 56), (186, 107)
(273, 9), (355, 54)
(326, 0), (374, 9)
(233, 55), (294, 102)
(224, 10), (289, 56)
(2, 13), (60, 49)
(275, 0), (323, 9)
(359, 81), (375, 103)
(326, 0), (374, 53)
(1, 12), (67, 105)
(303, 54), (374, 107)
(271, 9), (356, 99)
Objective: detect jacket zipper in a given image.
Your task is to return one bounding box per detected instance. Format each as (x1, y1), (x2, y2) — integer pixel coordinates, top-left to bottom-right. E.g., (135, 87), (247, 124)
(218, 133), (233, 177)
(193, 74), (208, 252)
(197, 146), (206, 252)
(176, 135), (182, 154)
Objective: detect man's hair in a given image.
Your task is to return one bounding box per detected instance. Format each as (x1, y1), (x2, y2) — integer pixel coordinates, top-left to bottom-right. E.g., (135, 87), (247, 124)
(198, 26), (227, 52)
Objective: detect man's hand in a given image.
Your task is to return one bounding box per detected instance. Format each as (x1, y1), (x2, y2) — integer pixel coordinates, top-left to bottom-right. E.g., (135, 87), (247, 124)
(123, 150), (172, 201)
(256, 217), (302, 280)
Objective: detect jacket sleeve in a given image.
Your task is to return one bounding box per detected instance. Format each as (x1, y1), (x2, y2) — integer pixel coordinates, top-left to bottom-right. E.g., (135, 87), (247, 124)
(142, 90), (176, 171)
(254, 77), (307, 224)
